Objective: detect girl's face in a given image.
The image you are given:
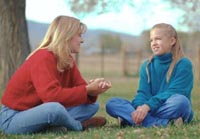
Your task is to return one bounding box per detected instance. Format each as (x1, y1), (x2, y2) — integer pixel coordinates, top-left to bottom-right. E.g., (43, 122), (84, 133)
(150, 28), (176, 56)
(68, 30), (83, 53)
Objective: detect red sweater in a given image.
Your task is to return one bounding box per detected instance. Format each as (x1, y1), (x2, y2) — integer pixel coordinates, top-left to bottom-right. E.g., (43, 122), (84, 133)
(1, 49), (97, 111)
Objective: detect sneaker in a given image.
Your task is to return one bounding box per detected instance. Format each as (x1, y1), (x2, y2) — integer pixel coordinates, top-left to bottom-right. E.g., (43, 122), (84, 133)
(81, 116), (107, 130)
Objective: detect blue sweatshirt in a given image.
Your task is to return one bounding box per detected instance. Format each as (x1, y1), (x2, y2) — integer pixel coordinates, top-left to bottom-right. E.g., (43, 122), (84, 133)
(132, 53), (193, 114)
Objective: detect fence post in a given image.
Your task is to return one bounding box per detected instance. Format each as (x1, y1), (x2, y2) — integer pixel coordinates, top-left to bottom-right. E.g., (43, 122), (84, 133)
(136, 50), (142, 74)
(199, 46), (200, 80)
(122, 43), (128, 76)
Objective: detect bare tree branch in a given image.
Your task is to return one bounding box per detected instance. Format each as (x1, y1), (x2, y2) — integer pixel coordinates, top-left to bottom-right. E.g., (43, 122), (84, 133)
(66, 0), (135, 17)
(169, 0), (200, 31)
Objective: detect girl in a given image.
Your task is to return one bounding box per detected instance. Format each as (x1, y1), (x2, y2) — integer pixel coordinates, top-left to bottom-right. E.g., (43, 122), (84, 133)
(0, 15), (111, 134)
(106, 23), (193, 127)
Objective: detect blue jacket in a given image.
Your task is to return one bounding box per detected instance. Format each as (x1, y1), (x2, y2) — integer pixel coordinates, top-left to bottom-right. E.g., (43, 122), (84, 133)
(132, 53), (193, 114)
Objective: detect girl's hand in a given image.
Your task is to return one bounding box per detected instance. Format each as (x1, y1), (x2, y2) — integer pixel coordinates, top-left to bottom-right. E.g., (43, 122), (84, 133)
(131, 104), (150, 125)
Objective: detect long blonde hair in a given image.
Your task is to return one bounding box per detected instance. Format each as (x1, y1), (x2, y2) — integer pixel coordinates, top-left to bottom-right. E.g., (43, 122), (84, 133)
(27, 15), (87, 72)
(146, 23), (184, 83)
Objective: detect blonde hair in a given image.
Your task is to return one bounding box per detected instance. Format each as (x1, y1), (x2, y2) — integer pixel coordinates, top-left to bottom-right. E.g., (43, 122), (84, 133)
(27, 15), (87, 72)
(146, 23), (184, 83)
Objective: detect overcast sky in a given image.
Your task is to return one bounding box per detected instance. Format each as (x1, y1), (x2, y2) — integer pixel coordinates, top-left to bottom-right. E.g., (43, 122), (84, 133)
(26, 0), (186, 36)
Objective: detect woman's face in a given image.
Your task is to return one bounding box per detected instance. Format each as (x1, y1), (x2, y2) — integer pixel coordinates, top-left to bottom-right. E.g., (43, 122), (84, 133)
(150, 28), (176, 56)
(68, 30), (83, 53)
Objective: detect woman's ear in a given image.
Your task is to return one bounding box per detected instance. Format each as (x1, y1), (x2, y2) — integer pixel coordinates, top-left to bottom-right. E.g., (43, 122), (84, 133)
(170, 37), (176, 47)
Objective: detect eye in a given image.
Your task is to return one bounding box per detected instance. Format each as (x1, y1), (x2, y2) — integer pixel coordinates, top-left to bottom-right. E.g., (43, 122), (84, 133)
(156, 37), (162, 40)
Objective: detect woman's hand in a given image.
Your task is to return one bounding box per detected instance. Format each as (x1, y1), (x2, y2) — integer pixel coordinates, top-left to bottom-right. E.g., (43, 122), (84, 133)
(86, 78), (112, 96)
(131, 104), (150, 125)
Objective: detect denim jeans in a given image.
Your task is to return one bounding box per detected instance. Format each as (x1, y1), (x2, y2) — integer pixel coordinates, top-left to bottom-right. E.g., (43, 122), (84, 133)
(0, 102), (99, 134)
(106, 94), (193, 127)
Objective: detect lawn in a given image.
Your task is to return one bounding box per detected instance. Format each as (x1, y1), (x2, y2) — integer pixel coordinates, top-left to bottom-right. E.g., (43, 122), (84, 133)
(0, 54), (200, 139)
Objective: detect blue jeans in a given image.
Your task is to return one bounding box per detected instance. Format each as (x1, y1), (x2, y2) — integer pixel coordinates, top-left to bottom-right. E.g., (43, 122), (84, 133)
(0, 102), (99, 134)
(106, 94), (193, 127)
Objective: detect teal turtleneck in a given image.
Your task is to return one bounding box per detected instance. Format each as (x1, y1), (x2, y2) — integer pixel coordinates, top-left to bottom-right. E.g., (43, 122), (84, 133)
(132, 52), (193, 115)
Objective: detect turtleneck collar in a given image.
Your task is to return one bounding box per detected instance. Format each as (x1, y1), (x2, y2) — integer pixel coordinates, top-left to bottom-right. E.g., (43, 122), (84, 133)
(154, 52), (172, 63)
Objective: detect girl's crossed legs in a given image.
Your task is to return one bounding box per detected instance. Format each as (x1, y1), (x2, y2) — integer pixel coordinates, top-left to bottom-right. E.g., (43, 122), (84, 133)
(106, 94), (192, 127)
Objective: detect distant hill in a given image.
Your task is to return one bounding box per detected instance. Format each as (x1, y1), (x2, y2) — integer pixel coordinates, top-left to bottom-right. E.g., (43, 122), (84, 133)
(27, 20), (49, 49)
(27, 20), (143, 53)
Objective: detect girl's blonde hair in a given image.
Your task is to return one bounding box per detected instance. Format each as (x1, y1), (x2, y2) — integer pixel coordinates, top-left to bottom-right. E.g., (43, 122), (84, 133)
(27, 15), (87, 72)
(146, 23), (184, 83)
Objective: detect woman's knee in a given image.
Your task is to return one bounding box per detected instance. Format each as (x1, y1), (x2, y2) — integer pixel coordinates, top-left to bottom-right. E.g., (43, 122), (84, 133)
(88, 102), (99, 114)
(42, 102), (66, 115)
(93, 102), (99, 110)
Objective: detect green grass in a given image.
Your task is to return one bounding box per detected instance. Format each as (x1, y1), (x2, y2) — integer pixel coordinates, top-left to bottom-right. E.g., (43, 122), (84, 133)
(1, 76), (200, 139)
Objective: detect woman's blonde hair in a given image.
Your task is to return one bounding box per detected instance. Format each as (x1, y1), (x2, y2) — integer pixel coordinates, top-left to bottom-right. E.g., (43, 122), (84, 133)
(27, 15), (87, 72)
(146, 23), (184, 83)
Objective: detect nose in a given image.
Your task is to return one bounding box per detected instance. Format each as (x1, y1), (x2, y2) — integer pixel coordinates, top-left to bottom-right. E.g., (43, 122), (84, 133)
(151, 40), (157, 46)
(81, 38), (84, 43)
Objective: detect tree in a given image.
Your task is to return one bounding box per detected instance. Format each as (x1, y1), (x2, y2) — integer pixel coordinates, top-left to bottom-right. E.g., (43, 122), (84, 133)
(99, 33), (122, 77)
(100, 33), (122, 54)
(67, 0), (134, 17)
(169, 0), (200, 31)
(69, 0), (199, 31)
(0, 0), (136, 89)
(0, 0), (30, 88)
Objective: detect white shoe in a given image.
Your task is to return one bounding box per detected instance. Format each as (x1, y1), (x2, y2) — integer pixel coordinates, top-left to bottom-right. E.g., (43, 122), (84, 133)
(117, 117), (122, 127)
(174, 117), (183, 127)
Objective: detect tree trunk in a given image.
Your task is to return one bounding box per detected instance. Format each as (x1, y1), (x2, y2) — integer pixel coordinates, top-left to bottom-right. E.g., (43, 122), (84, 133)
(0, 0), (30, 89)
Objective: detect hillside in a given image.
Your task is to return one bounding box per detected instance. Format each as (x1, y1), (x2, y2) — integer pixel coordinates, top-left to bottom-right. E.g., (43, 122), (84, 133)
(27, 20), (143, 53)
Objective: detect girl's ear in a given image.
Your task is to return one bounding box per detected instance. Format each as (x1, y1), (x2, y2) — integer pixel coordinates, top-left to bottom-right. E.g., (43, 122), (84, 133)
(170, 37), (176, 47)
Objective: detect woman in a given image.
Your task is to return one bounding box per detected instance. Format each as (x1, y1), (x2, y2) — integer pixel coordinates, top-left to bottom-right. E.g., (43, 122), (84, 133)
(0, 15), (111, 134)
(106, 23), (193, 127)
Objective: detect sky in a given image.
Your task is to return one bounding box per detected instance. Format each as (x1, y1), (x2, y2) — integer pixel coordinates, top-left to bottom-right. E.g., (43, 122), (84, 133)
(26, 0), (186, 36)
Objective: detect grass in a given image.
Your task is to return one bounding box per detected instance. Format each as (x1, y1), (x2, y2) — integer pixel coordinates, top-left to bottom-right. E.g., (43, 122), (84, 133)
(1, 54), (200, 139)
(1, 78), (200, 139)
